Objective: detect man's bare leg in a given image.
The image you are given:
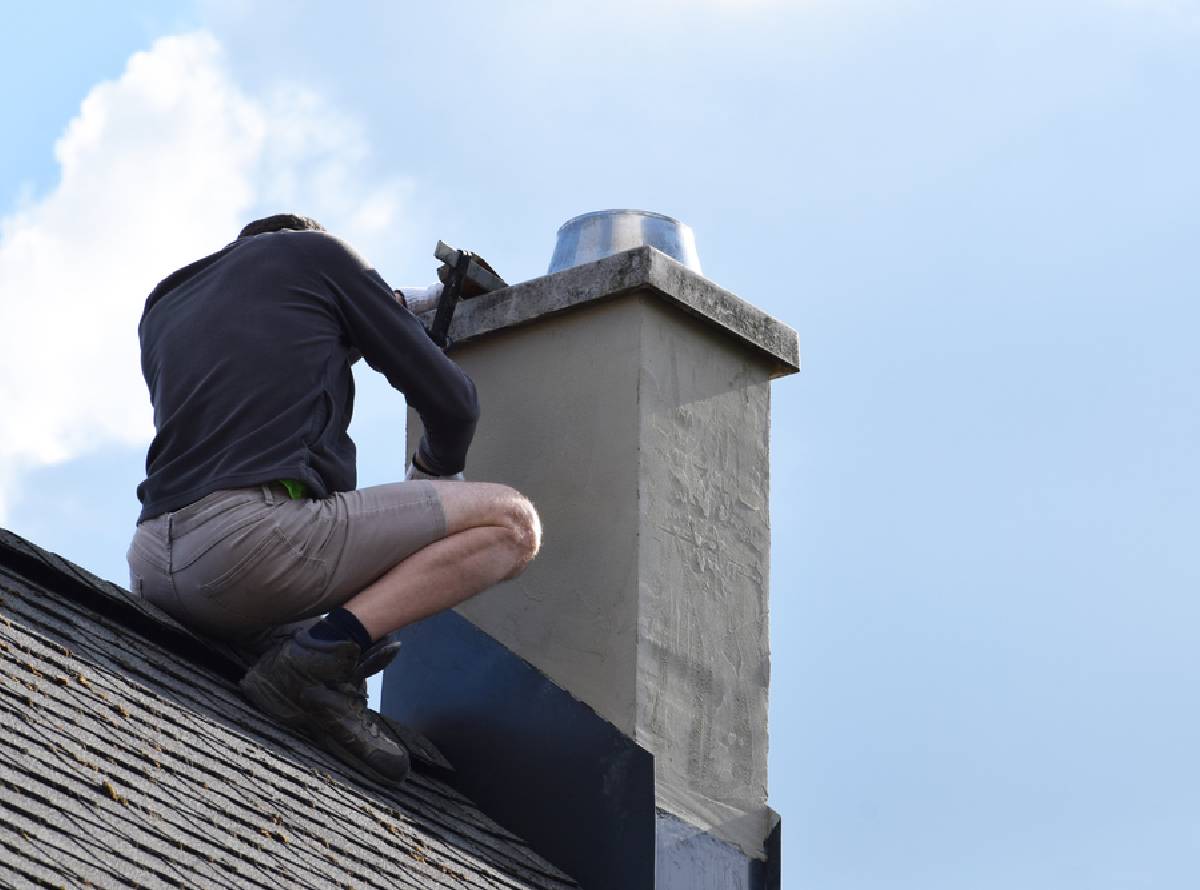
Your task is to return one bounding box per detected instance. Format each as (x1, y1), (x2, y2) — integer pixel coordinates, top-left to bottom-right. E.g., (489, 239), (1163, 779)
(343, 481), (541, 641)
(238, 481), (538, 784)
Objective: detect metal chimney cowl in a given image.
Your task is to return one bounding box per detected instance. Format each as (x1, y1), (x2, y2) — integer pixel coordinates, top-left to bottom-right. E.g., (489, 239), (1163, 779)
(385, 244), (798, 890)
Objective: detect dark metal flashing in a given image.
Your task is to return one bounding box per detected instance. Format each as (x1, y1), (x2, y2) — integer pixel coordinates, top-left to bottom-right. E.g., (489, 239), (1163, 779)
(766, 818), (781, 890)
(655, 810), (779, 890)
(382, 609), (657, 890)
(0, 527), (579, 889)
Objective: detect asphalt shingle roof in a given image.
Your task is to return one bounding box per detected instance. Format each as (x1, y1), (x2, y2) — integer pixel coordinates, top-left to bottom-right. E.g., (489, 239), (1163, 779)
(0, 528), (578, 890)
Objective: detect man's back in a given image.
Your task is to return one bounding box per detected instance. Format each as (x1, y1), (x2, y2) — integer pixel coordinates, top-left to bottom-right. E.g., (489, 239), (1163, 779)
(136, 229), (478, 522)
(129, 215), (538, 789)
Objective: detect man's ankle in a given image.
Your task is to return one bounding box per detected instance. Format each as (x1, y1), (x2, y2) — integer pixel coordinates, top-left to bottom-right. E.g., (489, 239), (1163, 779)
(308, 607), (373, 651)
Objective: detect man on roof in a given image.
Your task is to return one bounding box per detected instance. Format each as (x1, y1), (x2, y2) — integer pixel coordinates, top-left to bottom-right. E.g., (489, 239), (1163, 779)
(126, 213), (541, 785)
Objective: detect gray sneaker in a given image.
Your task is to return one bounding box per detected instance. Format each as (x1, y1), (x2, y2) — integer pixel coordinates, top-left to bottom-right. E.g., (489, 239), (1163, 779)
(240, 631), (411, 785)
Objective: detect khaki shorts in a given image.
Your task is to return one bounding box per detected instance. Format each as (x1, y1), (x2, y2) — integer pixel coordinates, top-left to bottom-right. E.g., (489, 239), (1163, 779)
(127, 481), (447, 646)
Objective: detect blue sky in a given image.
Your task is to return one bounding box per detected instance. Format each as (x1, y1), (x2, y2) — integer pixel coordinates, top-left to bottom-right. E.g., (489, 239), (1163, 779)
(3, 2), (1198, 886)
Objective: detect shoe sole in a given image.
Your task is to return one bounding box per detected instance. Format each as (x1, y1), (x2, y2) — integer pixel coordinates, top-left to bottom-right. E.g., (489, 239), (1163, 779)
(314, 732), (410, 786)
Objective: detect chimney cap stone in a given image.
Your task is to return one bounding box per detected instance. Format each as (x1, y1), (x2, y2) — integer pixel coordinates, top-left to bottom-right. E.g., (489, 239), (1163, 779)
(422, 246), (800, 377)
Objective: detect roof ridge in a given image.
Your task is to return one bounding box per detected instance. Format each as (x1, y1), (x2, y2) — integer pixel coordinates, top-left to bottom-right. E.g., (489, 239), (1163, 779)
(0, 527), (246, 680)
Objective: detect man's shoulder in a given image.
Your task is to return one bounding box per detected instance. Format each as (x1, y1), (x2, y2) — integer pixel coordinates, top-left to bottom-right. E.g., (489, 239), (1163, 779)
(247, 229), (368, 268)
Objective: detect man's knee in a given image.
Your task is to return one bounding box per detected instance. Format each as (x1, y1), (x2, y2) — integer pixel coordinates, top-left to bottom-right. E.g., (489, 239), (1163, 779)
(429, 480), (542, 569)
(501, 494), (541, 576)
(478, 485), (541, 578)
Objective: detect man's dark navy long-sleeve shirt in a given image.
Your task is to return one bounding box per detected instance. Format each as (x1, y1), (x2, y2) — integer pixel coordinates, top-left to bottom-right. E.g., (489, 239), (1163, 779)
(135, 229), (478, 523)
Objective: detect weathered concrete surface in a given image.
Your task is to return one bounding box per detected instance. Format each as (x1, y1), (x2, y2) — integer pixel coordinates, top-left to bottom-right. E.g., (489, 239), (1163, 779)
(407, 298), (644, 733)
(406, 262), (798, 860)
(437, 246), (799, 378)
(637, 299), (774, 847)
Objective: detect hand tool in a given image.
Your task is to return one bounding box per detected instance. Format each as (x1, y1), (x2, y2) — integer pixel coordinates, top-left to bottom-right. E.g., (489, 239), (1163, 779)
(428, 241), (507, 348)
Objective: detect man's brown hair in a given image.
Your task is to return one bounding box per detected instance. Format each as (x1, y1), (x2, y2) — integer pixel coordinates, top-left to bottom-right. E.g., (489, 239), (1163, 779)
(238, 214), (325, 239)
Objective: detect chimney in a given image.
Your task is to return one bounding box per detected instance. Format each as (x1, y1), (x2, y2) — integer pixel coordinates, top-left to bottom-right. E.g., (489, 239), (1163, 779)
(385, 243), (799, 889)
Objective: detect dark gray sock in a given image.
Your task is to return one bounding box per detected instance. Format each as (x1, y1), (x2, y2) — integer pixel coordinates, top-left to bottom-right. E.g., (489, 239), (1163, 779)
(309, 607), (373, 650)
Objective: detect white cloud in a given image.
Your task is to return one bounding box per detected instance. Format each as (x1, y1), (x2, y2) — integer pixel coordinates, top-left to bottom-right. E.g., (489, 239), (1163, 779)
(0, 31), (411, 520)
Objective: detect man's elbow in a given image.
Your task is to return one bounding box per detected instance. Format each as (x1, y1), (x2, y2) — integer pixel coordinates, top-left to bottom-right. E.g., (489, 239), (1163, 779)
(448, 380), (481, 427)
(437, 385), (479, 451)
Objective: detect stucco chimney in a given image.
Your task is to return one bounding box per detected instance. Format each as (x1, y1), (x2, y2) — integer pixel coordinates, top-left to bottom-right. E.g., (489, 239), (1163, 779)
(385, 245), (799, 889)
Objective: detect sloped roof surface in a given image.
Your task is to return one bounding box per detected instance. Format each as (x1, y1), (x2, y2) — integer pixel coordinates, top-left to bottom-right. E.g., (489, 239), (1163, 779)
(0, 528), (577, 890)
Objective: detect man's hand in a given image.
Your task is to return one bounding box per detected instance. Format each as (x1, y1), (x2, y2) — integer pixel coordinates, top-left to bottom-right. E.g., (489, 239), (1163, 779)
(406, 453), (464, 481)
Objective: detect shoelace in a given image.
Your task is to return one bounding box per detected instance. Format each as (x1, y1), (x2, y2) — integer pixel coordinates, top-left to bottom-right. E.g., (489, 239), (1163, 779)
(333, 679), (382, 740)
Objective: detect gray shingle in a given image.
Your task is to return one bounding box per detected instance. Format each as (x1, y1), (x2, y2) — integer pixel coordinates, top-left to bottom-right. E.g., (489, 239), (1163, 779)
(0, 529), (577, 890)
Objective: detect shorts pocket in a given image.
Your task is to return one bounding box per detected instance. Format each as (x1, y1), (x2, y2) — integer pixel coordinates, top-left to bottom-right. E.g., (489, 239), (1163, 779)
(196, 526), (294, 597)
(173, 523), (332, 635)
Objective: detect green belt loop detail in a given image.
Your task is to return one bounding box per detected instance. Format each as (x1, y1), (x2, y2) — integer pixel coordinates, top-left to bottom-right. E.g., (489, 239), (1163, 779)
(279, 479), (308, 500)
